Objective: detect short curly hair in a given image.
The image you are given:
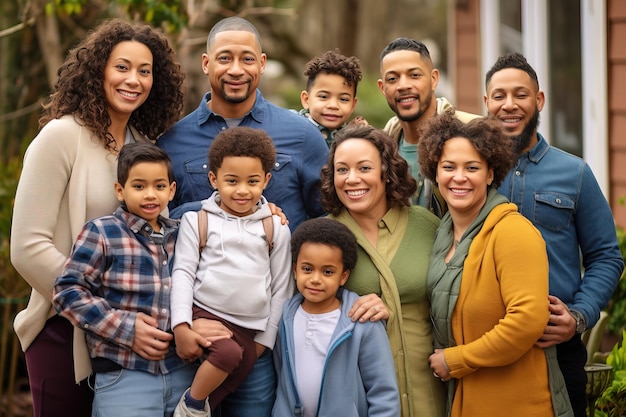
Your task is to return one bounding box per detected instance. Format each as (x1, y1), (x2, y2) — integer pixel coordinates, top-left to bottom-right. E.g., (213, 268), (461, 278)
(418, 113), (516, 188)
(304, 49), (362, 95)
(40, 18), (185, 149)
(485, 52), (539, 90)
(291, 218), (358, 272)
(321, 125), (417, 216)
(208, 127), (276, 174)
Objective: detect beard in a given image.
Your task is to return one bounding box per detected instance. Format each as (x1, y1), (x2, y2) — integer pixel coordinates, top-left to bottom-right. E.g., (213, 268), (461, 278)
(510, 108), (540, 155)
(389, 89), (433, 122)
(220, 81), (251, 104)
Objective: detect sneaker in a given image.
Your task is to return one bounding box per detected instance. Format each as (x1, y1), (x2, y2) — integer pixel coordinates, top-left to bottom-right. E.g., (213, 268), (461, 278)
(173, 388), (210, 417)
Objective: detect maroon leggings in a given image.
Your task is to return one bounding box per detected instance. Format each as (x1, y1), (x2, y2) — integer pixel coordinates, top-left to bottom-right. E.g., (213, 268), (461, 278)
(191, 306), (258, 409)
(25, 315), (93, 417)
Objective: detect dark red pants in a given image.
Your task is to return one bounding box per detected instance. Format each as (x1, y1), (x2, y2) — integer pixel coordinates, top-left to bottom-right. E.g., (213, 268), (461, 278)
(25, 315), (93, 417)
(191, 306), (258, 409)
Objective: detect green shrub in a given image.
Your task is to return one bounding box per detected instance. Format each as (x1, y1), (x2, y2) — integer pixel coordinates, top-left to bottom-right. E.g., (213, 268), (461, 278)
(606, 227), (626, 334)
(0, 158), (30, 299)
(596, 330), (626, 416)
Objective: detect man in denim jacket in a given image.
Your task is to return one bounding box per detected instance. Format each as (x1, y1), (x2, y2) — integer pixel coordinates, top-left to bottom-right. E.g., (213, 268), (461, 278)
(484, 52), (625, 417)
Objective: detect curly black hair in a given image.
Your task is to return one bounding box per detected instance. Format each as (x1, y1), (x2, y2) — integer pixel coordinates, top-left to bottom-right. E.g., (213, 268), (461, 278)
(40, 18), (185, 148)
(291, 218), (358, 272)
(209, 127), (276, 174)
(418, 113), (516, 188)
(320, 124), (417, 216)
(304, 49), (362, 95)
(485, 52), (539, 90)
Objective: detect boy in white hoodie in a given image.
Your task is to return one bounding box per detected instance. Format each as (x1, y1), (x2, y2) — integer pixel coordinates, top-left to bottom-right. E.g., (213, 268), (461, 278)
(170, 126), (293, 417)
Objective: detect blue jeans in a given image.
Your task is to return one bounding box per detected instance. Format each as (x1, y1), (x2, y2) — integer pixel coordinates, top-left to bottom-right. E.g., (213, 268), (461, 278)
(91, 364), (197, 417)
(215, 349), (276, 417)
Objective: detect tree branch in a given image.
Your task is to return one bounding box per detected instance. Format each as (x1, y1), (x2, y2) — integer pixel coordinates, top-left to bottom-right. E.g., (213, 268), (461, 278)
(0, 18), (35, 39)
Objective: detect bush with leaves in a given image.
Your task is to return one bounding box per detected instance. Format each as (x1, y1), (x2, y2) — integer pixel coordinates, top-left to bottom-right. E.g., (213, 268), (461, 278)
(606, 224), (626, 334)
(595, 330), (626, 416)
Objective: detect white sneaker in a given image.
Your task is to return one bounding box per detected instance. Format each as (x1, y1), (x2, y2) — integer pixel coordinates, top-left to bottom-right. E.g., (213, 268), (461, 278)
(173, 388), (210, 417)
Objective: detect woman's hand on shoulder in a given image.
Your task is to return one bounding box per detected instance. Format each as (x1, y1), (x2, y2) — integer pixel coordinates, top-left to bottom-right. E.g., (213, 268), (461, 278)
(348, 293), (389, 322)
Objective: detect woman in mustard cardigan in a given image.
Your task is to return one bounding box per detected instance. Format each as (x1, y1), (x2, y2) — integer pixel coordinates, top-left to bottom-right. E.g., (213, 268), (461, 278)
(320, 124), (445, 417)
(419, 114), (572, 417)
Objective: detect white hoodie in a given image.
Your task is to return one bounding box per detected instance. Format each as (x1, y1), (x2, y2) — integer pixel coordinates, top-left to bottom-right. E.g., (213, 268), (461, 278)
(170, 192), (293, 349)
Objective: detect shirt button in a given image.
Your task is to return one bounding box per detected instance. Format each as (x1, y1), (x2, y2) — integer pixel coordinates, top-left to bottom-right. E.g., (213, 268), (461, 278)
(402, 393), (408, 398)
(162, 260), (167, 265)
(274, 162), (280, 168)
(556, 198), (561, 204)
(221, 127), (226, 130)
(515, 171), (521, 176)
(161, 308), (167, 314)
(306, 331), (312, 336)
(163, 285), (169, 290)
(83, 324), (89, 329)
(203, 164), (207, 169)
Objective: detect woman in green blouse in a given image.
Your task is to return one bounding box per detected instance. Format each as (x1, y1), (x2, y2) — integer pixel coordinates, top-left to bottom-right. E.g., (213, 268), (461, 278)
(320, 124), (445, 417)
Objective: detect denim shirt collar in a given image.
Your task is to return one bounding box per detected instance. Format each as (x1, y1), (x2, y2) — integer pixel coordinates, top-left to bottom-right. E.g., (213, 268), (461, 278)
(196, 89), (266, 125)
(526, 133), (550, 164)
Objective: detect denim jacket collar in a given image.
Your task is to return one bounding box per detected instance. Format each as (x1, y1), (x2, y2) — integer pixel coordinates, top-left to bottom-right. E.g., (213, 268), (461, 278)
(526, 133), (550, 164)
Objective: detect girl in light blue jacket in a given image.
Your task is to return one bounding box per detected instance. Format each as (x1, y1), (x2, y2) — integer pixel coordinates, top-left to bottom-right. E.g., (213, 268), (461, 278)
(272, 218), (399, 417)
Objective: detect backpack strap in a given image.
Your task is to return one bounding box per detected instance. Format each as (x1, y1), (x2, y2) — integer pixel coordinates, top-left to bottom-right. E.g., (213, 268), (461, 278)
(197, 209), (274, 255)
(262, 216), (275, 254)
(197, 209), (208, 254)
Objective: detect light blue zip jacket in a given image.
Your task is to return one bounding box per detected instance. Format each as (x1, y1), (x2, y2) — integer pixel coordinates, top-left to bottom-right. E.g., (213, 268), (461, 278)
(272, 288), (400, 417)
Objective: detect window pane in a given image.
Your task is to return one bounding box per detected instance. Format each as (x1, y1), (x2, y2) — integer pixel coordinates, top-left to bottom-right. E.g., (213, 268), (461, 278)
(548, 0), (582, 157)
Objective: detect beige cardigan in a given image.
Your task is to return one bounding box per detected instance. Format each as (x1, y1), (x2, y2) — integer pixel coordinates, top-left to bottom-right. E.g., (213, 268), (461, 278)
(11, 115), (149, 382)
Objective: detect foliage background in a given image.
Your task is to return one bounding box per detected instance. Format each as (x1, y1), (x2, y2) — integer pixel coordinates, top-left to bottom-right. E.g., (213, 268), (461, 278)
(0, 0), (450, 294)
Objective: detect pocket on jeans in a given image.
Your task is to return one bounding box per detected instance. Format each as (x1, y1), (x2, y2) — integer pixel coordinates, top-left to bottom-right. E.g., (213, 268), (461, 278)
(93, 369), (124, 392)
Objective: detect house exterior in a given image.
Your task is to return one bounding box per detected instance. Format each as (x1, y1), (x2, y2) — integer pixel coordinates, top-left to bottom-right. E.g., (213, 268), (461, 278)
(449, 0), (626, 227)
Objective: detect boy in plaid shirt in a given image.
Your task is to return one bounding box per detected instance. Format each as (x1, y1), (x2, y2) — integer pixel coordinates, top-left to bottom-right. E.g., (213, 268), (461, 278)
(53, 142), (199, 417)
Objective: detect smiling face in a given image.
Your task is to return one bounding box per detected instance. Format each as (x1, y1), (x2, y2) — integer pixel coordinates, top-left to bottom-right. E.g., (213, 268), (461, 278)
(378, 50), (439, 123)
(209, 156), (271, 217)
(333, 138), (388, 221)
(114, 161), (175, 231)
(294, 242), (349, 314)
(301, 73), (357, 130)
(484, 67), (545, 154)
(202, 30), (266, 116)
(104, 41), (153, 123)
(436, 137), (494, 221)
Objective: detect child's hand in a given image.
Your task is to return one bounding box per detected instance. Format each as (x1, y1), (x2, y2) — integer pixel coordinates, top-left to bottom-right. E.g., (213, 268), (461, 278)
(173, 324), (210, 360)
(349, 116), (368, 126)
(132, 312), (172, 360)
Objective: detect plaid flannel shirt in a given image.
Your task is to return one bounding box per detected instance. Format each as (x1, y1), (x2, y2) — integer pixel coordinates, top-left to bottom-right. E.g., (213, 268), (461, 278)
(53, 206), (185, 375)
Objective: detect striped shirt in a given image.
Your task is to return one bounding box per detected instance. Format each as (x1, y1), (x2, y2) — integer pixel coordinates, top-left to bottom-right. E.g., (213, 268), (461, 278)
(53, 206), (185, 375)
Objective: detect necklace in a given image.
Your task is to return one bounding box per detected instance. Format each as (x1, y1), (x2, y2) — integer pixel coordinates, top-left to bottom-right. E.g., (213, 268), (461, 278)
(105, 133), (119, 153)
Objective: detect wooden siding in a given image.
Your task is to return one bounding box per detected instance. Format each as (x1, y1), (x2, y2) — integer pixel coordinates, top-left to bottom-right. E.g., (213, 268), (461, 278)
(452, 0), (483, 115)
(609, 0), (626, 227)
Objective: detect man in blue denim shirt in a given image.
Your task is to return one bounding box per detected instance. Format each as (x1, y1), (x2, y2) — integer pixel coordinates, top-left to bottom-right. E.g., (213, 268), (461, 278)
(484, 52), (624, 417)
(158, 16), (328, 417)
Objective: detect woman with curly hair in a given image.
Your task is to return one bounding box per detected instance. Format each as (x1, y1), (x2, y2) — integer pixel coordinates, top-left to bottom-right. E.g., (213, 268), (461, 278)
(10, 18), (185, 417)
(320, 124), (445, 417)
(421, 114), (571, 416)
